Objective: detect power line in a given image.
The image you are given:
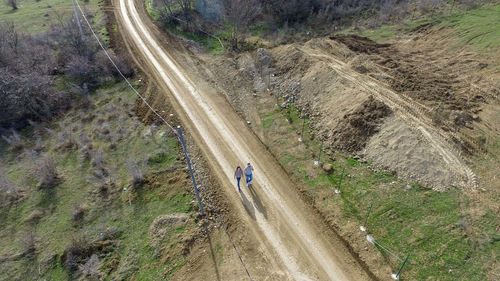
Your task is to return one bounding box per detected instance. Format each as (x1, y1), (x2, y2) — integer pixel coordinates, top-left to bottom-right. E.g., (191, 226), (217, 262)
(74, 1), (253, 279)
(74, 0), (176, 134)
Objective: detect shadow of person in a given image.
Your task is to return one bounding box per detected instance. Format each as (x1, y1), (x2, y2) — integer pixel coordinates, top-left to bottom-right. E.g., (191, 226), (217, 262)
(204, 225), (221, 281)
(248, 183), (267, 219)
(240, 190), (256, 220)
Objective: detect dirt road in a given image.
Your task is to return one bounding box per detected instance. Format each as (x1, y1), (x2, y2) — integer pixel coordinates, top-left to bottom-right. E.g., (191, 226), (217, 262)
(113, 0), (373, 280)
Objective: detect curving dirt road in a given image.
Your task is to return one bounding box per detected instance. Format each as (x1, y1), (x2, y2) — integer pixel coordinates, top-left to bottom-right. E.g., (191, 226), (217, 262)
(113, 0), (373, 280)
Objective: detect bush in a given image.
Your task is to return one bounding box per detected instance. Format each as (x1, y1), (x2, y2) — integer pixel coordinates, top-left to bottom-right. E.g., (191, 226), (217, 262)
(1, 129), (24, 151)
(71, 203), (86, 222)
(0, 168), (20, 205)
(126, 159), (145, 188)
(36, 154), (58, 190)
(0, 14), (134, 129)
(62, 235), (91, 275)
(21, 231), (36, 256)
(90, 149), (107, 173)
(24, 209), (45, 224)
(78, 254), (101, 281)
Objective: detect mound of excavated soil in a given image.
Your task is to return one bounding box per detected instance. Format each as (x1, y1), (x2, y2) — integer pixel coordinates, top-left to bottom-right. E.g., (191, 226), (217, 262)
(363, 115), (467, 190)
(331, 34), (494, 155)
(199, 30), (495, 190)
(331, 96), (392, 153)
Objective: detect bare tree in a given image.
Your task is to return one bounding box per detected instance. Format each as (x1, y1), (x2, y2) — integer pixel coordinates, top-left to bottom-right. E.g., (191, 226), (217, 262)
(176, 0), (192, 21)
(222, 0), (262, 50)
(158, 0), (194, 30)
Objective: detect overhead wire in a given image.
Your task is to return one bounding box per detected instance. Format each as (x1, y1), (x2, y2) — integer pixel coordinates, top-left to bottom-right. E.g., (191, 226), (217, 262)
(74, 0), (177, 134)
(73, 1), (253, 279)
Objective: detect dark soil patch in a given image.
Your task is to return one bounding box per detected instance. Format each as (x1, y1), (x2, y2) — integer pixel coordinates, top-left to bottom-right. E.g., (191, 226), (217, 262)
(332, 33), (493, 155)
(330, 96), (392, 153)
(330, 34), (391, 54)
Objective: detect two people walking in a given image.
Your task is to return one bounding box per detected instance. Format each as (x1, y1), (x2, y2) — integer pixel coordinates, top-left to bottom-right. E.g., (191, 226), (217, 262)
(234, 163), (254, 192)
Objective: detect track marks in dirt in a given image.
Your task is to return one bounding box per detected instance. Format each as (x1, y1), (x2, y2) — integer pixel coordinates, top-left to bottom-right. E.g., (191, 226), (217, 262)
(299, 41), (478, 189)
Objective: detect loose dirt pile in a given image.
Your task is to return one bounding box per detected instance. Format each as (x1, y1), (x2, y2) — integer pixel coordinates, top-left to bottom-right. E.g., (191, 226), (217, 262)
(334, 34), (496, 155)
(331, 96), (392, 153)
(364, 115), (467, 189)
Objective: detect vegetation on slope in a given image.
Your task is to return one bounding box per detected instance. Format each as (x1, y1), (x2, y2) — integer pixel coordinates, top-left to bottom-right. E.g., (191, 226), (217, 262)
(1, 3), (198, 280)
(0, 83), (196, 280)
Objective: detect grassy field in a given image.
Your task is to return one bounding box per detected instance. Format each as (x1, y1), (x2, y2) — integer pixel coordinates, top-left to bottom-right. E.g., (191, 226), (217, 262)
(444, 5), (500, 54)
(0, 0), (104, 34)
(259, 104), (499, 280)
(360, 4), (500, 56)
(0, 83), (196, 280)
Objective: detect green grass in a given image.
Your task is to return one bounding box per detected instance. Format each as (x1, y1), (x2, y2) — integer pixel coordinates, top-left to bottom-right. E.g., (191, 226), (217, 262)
(0, 82), (194, 280)
(360, 24), (399, 42)
(0, 0), (102, 34)
(260, 103), (499, 280)
(359, 4), (500, 58)
(444, 5), (500, 54)
(262, 112), (275, 128)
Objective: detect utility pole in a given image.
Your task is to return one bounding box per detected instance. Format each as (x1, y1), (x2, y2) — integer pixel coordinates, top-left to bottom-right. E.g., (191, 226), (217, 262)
(177, 126), (205, 216)
(71, 0), (84, 38)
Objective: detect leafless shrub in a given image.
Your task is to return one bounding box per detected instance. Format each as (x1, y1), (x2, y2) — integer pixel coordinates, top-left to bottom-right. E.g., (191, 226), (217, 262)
(105, 105), (119, 121)
(21, 231), (36, 256)
(27, 119), (42, 131)
(126, 159), (145, 188)
(78, 132), (92, 148)
(114, 53), (134, 78)
(56, 123), (78, 151)
(62, 234), (91, 274)
(418, 0), (443, 14)
(457, 0), (480, 9)
(98, 122), (111, 135)
(90, 149), (105, 167)
(71, 203), (87, 222)
(23, 149), (39, 162)
(24, 209), (44, 224)
(2, 129), (24, 151)
(78, 254), (101, 281)
(0, 168), (20, 205)
(95, 227), (119, 242)
(33, 137), (45, 152)
(87, 163), (116, 197)
(5, 0), (17, 10)
(94, 50), (134, 80)
(0, 168), (19, 196)
(36, 154), (58, 190)
(79, 144), (93, 162)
